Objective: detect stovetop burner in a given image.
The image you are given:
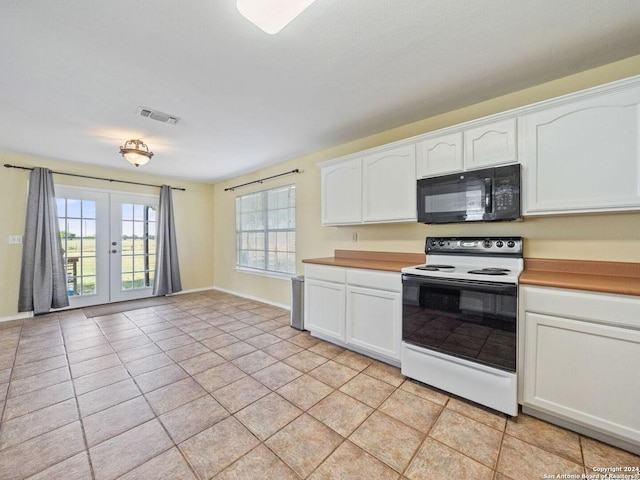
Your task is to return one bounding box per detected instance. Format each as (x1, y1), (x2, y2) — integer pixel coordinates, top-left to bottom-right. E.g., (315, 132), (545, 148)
(415, 264), (455, 271)
(468, 267), (511, 276)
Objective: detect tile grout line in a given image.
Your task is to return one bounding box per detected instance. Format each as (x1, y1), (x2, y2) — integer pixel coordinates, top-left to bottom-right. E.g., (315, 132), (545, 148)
(126, 302), (213, 480)
(4, 293), (631, 479)
(0, 319), (24, 430)
(493, 414), (508, 480)
(9, 313), (92, 480)
(94, 303), (198, 479)
(500, 424), (588, 469)
(399, 394), (450, 479)
(66, 311), (98, 480)
(8, 306), (424, 478)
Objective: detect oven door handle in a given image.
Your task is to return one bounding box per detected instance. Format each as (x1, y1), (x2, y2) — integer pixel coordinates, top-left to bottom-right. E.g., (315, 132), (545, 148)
(402, 274), (516, 294)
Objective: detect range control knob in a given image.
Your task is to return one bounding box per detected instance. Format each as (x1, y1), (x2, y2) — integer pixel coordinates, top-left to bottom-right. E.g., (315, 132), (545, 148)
(438, 240), (446, 247)
(496, 240), (504, 248)
(431, 240), (438, 247)
(507, 240), (516, 248)
(483, 240), (492, 248)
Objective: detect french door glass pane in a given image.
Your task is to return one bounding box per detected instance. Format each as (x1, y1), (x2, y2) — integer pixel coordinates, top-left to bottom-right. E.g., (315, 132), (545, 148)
(57, 197), (98, 297)
(120, 203), (156, 291)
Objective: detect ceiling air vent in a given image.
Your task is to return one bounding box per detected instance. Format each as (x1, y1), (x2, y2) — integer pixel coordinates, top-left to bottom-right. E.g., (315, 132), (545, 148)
(136, 107), (180, 125)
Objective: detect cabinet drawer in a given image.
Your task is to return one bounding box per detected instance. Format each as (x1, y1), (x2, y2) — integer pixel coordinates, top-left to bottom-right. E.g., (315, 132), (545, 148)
(346, 269), (401, 292)
(304, 264), (346, 283)
(521, 285), (640, 329)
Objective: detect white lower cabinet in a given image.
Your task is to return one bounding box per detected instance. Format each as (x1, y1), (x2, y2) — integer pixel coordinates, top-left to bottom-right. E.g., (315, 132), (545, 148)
(304, 278), (346, 343)
(519, 285), (640, 454)
(304, 264), (401, 364)
(346, 285), (401, 361)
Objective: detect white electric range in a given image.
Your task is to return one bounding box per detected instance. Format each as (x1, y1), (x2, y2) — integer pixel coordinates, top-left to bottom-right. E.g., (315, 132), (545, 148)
(401, 236), (523, 415)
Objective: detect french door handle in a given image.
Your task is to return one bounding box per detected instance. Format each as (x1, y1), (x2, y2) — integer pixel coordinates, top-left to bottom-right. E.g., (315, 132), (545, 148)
(111, 249), (117, 254)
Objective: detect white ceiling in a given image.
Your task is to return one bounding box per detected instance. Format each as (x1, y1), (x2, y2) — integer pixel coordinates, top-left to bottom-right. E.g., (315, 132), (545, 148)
(1, 1), (639, 183)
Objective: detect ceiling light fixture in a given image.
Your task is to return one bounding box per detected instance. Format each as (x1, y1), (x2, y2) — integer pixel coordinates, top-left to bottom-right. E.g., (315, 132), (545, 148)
(236, 0), (316, 34)
(119, 139), (154, 167)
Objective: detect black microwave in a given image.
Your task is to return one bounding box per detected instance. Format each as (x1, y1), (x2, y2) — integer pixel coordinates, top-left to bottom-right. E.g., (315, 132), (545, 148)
(417, 164), (521, 224)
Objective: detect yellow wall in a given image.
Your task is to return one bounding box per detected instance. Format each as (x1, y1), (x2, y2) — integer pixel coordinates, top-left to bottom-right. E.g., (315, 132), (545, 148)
(2, 56), (640, 317)
(0, 153), (215, 318)
(213, 55), (640, 307)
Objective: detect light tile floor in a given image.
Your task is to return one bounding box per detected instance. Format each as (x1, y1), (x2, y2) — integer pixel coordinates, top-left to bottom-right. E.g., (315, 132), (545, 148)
(0, 290), (638, 479)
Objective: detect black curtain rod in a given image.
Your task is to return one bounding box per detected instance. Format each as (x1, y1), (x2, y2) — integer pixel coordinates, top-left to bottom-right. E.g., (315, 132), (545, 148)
(225, 169), (300, 192)
(3, 164), (186, 191)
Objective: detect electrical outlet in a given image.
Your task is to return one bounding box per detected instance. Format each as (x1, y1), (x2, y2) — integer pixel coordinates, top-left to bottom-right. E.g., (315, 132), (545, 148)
(351, 232), (358, 242)
(9, 235), (22, 244)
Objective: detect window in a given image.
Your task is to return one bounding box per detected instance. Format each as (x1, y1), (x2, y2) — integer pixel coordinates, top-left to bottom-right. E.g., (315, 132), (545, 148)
(236, 185), (296, 275)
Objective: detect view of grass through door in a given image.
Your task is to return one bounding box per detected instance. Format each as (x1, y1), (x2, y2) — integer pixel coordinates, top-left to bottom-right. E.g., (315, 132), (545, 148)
(57, 197), (97, 296)
(56, 187), (159, 307)
(120, 202), (156, 291)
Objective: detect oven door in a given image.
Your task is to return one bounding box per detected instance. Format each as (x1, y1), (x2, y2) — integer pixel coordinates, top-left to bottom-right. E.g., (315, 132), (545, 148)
(402, 274), (517, 371)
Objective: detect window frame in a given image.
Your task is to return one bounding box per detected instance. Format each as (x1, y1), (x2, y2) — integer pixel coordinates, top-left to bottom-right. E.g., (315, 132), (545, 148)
(235, 184), (296, 277)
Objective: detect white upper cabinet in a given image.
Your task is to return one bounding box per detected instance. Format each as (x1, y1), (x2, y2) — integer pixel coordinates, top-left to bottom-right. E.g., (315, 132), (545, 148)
(320, 144), (416, 225)
(321, 158), (362, 225)
(362, 145), (416, 223)
(521, 83), (640, 215)
(417, 119), (517, 178)
(320, 76), (640, 222)
(464, 118), (517, 169)
(416, 132), (463, 177)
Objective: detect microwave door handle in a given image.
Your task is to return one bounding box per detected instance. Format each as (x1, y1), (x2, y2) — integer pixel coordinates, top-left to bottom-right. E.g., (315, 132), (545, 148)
(484, 178), (492, 213)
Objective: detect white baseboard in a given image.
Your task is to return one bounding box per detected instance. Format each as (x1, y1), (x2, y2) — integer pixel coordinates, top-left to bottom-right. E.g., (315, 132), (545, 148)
(168, 286), (218, 296)
(0, 286), (289, 323)
(211, 286), (291, 311)
(0, 311), (34, 324)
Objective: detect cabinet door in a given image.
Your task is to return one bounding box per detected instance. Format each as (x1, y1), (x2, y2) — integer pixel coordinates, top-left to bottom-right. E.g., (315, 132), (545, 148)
(416, 132), (463, 178)
(522, 311), (640, 444)
(346, 286), (401, 360)
(362, 145), (416, 223)
(321, 158), (362, 225)
(464, 118), (517, 169)
(304, 278), (345, 342)
(521, 86), (640, 214)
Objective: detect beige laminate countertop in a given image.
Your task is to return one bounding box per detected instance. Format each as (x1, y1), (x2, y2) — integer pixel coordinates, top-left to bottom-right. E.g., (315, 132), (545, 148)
(520, 258), (640, 297)
(302, 250), (425, 273)
(303, 251), (640, 297)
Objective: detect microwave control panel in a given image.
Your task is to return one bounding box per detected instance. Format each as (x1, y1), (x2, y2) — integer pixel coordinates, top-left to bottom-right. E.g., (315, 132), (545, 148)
(494, 164), (520, 214)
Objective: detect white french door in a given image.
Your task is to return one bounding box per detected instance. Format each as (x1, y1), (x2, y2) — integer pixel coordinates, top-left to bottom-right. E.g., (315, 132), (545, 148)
(109, 194), (158, 303)
(56, 186), (159, 308)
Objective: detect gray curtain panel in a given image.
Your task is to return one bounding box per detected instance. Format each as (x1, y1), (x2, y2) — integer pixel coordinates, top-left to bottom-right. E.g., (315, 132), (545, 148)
(153, 185), (182, 295)
(18, 168), (69, 314)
